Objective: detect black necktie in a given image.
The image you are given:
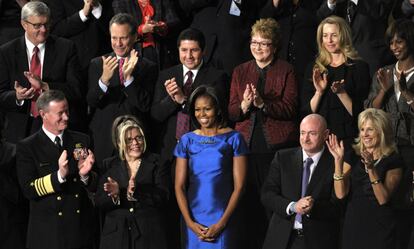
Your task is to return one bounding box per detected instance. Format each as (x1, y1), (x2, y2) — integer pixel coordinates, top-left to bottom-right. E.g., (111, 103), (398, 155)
(54, 136), (62, 150)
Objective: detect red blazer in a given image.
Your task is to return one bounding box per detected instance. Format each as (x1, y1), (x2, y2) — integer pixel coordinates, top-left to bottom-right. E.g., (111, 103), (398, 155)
(228, 59), (298, 146)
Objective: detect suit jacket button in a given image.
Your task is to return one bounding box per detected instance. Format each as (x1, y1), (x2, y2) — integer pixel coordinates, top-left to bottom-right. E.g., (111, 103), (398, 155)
(58, 212), (63, 216)
(75, 194), (79, 198)
(129, 208), (134, 213)
(73, 178), (77, 182)
(76, 209), (80, 214)
(57, 196), (62, 200)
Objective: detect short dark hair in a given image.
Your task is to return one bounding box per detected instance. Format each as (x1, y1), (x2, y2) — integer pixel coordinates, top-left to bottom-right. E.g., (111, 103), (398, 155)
(36, 90), (66, 112)
(188, 86), (227, 129)
(386, 18), (414, 57)
(109, 13), (137, 36)
(177, 28), (205, 51)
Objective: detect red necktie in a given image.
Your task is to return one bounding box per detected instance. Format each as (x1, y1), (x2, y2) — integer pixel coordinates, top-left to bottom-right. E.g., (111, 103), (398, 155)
(175, 71), (193, 139)
(119, 58), (125, 86)
(30, 46), (41, 117)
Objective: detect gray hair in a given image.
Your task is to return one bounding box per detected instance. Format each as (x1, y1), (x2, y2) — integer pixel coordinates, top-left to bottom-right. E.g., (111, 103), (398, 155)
(109, 13), (137, 36)
(21, 1), (50, 21)
(36, 90), (66, 112)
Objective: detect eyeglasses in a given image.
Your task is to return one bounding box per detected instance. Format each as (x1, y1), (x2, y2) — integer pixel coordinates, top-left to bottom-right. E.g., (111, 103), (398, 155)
(127, 135), (144, 144)
(250, 40), (272, 48)
(24, 20), (49, 30)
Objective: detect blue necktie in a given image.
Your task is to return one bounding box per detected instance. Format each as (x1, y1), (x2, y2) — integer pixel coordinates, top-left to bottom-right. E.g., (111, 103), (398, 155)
(295, 157), (313, 224)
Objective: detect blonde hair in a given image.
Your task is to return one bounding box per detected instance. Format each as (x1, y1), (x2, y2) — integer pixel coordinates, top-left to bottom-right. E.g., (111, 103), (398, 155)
(112, 115), (147, 160)
(314, 16), (360, 73)
(251, 18), (280, 50)
(353, 108), (397, 157)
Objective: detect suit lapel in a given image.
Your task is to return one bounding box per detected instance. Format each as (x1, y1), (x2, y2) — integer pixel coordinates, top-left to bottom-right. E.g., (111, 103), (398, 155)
(176, 65), (184, 87)
(306, 149), (331, 195)
(192, 64), (207, 89)
(17, 37), (30, 87)
(293, 149), (304, 198)
(43, 37), (55, 80)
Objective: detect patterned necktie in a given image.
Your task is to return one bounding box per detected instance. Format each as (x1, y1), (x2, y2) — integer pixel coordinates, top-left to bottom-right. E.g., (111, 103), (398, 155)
(295, 157), (314, 224)
(175, 71), (194, 140)
(30, 46), (41, 117)
(183, 71), (193, 97)
(119, 58), (125, 86)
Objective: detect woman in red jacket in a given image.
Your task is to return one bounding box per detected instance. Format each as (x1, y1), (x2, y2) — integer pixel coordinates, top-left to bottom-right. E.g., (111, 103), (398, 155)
(228, 17), (298, 249)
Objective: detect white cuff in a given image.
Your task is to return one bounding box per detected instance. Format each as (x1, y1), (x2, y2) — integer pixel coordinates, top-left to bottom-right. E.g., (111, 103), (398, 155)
(57, 171), (66, 183)
(98, 79), (109, 92)
(79, 10), (88, 22)
(92, 4), (103, 19)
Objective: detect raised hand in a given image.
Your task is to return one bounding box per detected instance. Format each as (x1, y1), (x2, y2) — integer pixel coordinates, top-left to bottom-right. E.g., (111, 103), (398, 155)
(164, 78), (186, 104)
(251, 84), (264, 108)
(78, 149), (94, 177)
(326, 134), (344, 162)
(376, 67), (393, 92)
(330, 79), (345, 94)
(14, 81), (36, 101)
(103, 177), (119, 198)
(82, 0), (92, 16)
(123, 49), (139, 81)
(141, 15), (156, 34)
(58, 150), (69, 179)
(24, 71), (46, 90)
(100, 56), (118, 85)
(241, 84), (253, 113)
(361, 150), (374, 170)
(312, 68), (328, 94)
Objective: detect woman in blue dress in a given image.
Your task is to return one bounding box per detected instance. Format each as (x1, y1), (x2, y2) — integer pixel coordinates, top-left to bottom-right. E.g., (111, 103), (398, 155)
(174, 86), (248, 249)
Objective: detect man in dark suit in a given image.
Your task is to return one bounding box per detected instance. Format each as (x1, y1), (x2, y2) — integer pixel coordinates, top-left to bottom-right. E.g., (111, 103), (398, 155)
(16, 90), (96, 249)
(0, 1), (83, 143)
(87, 13), (157, 168)
(261, 114), (342, 249)
(151, 27), (228, 167)
(151, 27), (228, 249)
(317, 0), (394, 76)
(178, 0), (266, 75)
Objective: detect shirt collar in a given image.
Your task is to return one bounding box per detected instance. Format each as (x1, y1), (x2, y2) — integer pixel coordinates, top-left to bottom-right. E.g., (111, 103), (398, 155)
(302, 147), (324, 166)
(183, 60), (203, 78)
(42, 126), (64, 144)
(350, 0), (358, 5)
(25, 34), (45, 54)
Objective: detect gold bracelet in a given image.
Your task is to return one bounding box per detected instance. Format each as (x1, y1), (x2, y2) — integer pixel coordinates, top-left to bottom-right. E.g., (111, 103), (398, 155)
(333, 174), (344, 181)
(371, 179), (381, 185)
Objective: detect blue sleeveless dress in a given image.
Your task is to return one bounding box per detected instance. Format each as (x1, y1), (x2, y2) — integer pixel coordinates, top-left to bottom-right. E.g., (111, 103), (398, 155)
(174, 130), (248, 249)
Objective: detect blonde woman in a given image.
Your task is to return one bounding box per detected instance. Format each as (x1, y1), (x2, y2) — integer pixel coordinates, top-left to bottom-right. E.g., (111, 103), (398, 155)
(327, 108), (403, 249)
(95, 115), (169, 249)
(301, 15), (370, 146)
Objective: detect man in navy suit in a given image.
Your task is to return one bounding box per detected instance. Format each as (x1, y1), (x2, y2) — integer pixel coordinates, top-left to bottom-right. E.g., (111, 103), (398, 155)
(16, 90), (96, 249)
(87, 13), (157, 168)
(0, 1), (83, 143)
(262, 114), (342, 249)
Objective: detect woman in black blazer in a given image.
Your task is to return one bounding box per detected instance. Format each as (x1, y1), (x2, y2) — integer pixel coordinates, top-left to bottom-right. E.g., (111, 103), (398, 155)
(95, 115), (169, 249)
